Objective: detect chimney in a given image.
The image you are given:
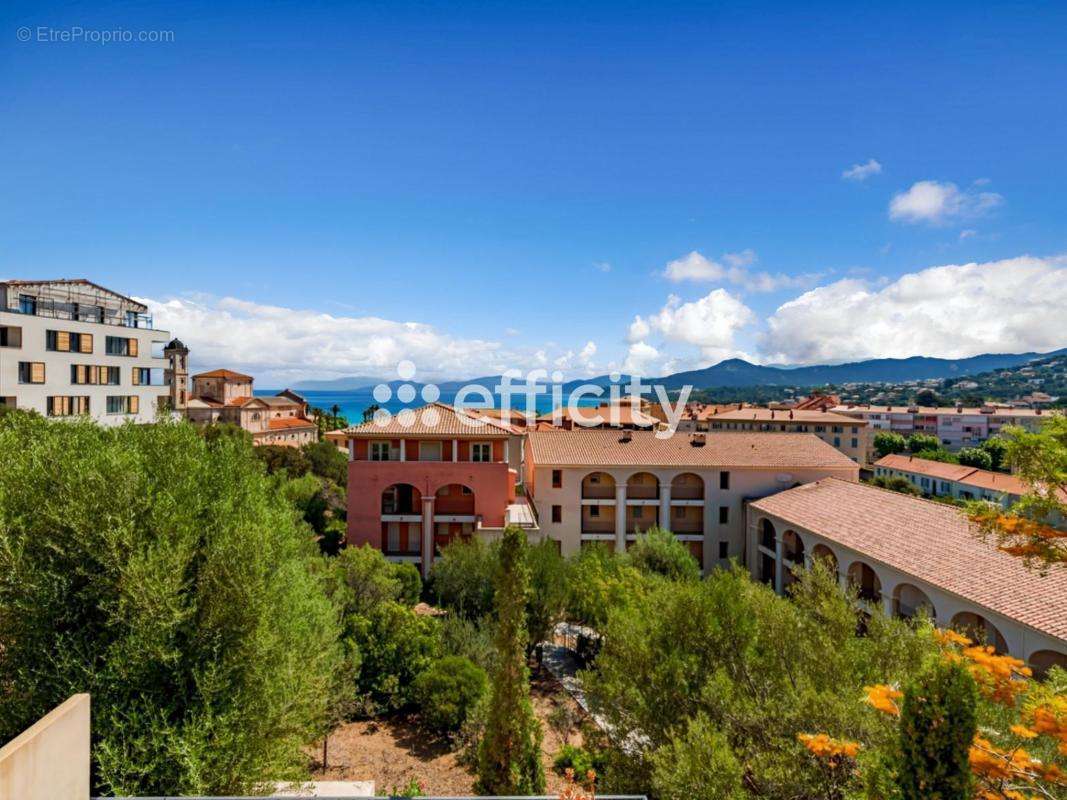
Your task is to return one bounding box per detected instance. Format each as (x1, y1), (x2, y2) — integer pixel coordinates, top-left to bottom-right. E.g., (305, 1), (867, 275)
(690, 433), (706, 447)
(619, 429), (633, 443)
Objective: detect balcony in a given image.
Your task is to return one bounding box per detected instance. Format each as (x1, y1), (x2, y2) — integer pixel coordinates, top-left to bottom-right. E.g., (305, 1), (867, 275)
(5, 302), (155, 330)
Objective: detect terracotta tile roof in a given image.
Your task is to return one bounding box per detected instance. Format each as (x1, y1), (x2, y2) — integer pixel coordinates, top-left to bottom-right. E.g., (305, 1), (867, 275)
(537, 403), (658, 428)
(340, 402), (513, 439)
(874, 454), (982, 482)
(192, 368), (254, 381)
(226, 395), (253, 407)
(750, 478), (1067, 641)
(527, 429), (860, 470)
(710, 407), (867, 425)
(682, 403), (743, 421)
(268, 417), (317, 431)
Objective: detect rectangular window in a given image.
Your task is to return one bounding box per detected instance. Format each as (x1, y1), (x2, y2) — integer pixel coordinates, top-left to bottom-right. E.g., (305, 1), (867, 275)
(105, 336), (138, 356)
(719, 505), (729, 524)
(419, 440), (443, 461)
(369, 441), (391, 461)
(132, 367), (153, 386)
(719, 541), (729, 559)
(18, 294), (37, 314)
(633, 506), (643, 518)
(70, 365), (120, 385)
(47, 396), (90, 416)
(106, 395), (139, 415)
(589, 505), (600, 518)
(552, 469), (562, 488)
(719, 471), (730, 490)
(551, 505), (562, 523)
(18, 362), (45, 384)
(674, 505), (685, 519)
(0, 325), (22, 347)
(471, 442), (492, 462)
(851, 437), (858, 448)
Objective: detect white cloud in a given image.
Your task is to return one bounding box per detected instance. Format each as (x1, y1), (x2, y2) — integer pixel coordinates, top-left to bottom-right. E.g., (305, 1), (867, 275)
(143, 294), (590, 384)
(959, 229), (977, 241)
(553, 340), (599, 373)
(627, 315), (651, 343)
(594, 261), (612, 273)
(662, 249), (821, 292)
(759, 255), (1067, 364)
(622, 341), (661, 376)
(889, 180), (1003, 225)
(842, 158), (883, 181)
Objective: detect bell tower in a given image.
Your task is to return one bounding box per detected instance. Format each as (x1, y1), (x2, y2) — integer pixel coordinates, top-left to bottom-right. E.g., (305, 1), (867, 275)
(163, 338), (190, 412)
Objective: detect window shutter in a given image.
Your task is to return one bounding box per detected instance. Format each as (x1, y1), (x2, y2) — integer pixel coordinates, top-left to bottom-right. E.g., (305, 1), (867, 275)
(132, 368), (141, 385)
(130, 395), (139, 414)
(79, 334), (93, 353)
(56, 331), (71, 351)
(128, 338), (138, 357)
(31, 362), (45, 383)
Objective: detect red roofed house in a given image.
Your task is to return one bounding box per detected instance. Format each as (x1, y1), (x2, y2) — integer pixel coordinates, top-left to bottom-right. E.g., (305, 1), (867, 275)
(341, 403), (536, 577)
(747, 478), (1067, 675)
(185, 368), (318, 447)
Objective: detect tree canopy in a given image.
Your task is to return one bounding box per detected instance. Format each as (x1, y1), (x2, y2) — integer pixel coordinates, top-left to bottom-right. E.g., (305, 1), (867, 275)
(0, 412), (341, 795)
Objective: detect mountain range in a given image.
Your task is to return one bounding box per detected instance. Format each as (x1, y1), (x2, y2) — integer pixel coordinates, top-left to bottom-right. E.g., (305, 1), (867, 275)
(292, 348), (1067, 393)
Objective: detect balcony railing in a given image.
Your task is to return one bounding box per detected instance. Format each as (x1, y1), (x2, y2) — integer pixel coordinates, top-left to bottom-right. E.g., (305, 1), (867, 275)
(6, 303), (154, 329)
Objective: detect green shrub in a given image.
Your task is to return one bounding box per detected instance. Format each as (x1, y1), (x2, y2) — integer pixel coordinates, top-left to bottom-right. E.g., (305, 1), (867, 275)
(441, 614), (496, 672)
(897, 659), (977, 800)
(304, 439), (349, 485)
(552, 744), (606, 779)
(429, 538), (498, 618)
(392, 561), (422, 606)
(627, 527), (700, 581)
(414, 655), (488, 734)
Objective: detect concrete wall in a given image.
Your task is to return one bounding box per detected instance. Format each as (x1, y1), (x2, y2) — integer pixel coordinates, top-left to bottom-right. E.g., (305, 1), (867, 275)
(0, 694), (90, 800)
(0, 310), (171, 424)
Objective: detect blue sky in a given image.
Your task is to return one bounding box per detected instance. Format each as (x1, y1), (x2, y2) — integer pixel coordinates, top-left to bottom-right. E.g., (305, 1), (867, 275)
(2, 1), (1066, 383)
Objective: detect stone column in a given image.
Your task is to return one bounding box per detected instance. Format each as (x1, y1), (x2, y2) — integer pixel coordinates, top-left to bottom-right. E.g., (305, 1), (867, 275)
(659, 482), (671, 531)
(614, 483), (627, 553)
(399, 439), (406, 462)
(421, 496), (435, 578)
(774, 535), (784, 594)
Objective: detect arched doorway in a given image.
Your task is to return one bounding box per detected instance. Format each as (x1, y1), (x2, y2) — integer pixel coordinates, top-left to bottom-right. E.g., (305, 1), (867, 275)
(951, 611), (1009, 654)
(810, 543), (838, 577)
(847, 561), (882, 604)
(433, 483), (476, 554)
(581, 472), (616, 535)
(669, 473), (703, 534)
(781, 530), (804, 589)
(381, 483), (422, 556)
(892, 583), (936, 621)
(581, 471), (615, 499)
(626, 472), (660, 534)
(1028, 649), (1067, 679)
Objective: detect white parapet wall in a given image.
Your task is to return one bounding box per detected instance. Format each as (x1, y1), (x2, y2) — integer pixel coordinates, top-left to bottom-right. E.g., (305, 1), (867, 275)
(0, 694), (90, 800)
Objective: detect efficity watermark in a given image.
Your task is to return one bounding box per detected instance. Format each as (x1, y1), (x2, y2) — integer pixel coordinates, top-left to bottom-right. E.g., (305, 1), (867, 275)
(16, 26), (175, 44)
(368, 361), (694, 439)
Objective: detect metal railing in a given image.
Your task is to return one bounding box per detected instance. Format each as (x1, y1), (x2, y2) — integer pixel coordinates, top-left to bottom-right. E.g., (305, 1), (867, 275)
(5, 303), (154, 329)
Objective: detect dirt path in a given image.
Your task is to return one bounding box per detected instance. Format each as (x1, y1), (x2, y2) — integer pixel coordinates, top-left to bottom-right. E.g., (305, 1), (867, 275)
(310, 665), (587, 795)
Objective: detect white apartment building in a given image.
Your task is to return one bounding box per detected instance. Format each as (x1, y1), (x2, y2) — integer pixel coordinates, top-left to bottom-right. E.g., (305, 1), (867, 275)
(0, 279), (183, 425)
(831, 403), (1052, 465)
(525, 428), (859, 573)
(747, 478), (1067, 675)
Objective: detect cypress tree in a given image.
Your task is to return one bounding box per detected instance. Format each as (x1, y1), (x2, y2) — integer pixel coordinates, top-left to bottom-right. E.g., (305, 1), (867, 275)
(476, 526), (545, 794)
(897, 659), (977, 800)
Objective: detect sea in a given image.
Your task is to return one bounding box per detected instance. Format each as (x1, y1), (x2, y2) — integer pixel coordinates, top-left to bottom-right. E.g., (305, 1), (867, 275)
(254, 388), (605, 424)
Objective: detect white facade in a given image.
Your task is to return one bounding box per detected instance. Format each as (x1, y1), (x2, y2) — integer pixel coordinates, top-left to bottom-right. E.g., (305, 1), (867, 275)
(0, 281), (175, 425)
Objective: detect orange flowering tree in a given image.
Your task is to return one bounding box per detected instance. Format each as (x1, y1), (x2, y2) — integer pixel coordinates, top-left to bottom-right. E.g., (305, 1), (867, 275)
(967, 417), (1067, 571)
(800, 628), (1066, 800)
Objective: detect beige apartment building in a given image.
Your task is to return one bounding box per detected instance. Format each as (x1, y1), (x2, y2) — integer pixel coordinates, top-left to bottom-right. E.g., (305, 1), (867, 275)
(747, 478), (1066, 674)
(525, 427), (859, 573)
(705, 406), (869, 464)
(186, 368), (318, 446)
(0, 279), (184, 424)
